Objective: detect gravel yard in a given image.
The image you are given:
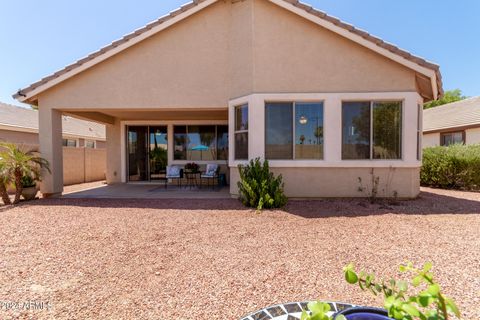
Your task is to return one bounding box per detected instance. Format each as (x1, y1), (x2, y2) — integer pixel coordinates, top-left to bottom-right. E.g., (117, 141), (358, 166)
(0, 187), (479, 319)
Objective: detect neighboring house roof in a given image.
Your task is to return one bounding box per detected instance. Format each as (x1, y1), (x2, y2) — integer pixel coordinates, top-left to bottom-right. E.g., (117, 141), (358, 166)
(0, 102), (106, 140)
(423, 96), (480, 133)
(13, 0), (442, 104)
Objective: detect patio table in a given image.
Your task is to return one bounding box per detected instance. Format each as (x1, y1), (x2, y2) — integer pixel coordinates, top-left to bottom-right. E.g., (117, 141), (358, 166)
(184, 171), (200, 189)
(240, 301), (355, 320)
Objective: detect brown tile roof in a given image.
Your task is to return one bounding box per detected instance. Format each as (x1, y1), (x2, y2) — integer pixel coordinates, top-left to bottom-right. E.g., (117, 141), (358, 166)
(423, 97), (480, 132)
(13, 0), (442, 101)
(0, 102), (106, 139)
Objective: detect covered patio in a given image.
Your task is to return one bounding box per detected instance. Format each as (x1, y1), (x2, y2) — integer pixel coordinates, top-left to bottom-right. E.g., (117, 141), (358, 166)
(62, 182), (231, 199)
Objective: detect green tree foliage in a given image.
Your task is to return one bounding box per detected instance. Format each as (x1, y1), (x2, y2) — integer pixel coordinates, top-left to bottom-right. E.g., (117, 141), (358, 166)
(423, 89), (467, 109)
(237, 158), (287, 210)
(421, 144), (480, 190)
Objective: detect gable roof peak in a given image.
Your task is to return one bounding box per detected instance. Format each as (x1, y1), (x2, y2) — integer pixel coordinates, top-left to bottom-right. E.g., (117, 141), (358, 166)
(13, 0), (442, 103)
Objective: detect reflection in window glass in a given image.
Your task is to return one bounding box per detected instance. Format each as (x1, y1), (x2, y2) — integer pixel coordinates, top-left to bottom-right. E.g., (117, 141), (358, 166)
(441, 132), (464, 146)
(235, 104), (248, 160)
(217, 125), (229, 161)
(235, 105), (248, 131)
(85, 140), (95, 148)
(149, 126), (168, 180)
(174, 125), (229, 161)
(342, 102), (371, 159)
(265, 102), (293, 159)
(62, 139), (77, 147)
(187, 125), (216, 161)
(295, 102), (323, 159)
(373, 102), (402, 159)
(174, 126), (187, 160)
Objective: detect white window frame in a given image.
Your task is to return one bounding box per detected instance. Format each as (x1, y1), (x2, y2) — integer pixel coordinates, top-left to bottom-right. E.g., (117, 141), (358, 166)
(264, 101), (324, 160)
(233, 104), (249, 161)
(341, 100), (403, 161)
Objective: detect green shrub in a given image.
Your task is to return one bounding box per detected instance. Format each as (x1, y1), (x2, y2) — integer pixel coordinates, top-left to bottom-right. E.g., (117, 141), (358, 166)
(237, 158), (287, 210)
(421, 144), (480, 190)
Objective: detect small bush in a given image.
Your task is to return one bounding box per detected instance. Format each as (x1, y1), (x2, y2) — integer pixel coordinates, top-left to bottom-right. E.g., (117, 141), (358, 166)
(421, 144), (480, 190)
(237, 158), (287, 210)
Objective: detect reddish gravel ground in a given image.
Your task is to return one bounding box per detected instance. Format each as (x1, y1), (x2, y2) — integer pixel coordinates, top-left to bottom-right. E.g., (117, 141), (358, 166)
(0, 187), (479, 319)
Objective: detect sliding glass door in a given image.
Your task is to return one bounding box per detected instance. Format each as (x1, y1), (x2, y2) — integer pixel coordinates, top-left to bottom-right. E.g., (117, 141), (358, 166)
(127, 125), (168, 182)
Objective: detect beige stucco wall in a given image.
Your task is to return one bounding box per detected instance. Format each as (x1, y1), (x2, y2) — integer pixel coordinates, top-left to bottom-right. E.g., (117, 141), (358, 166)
(37, 0), (416, 111)
(466, 127), (480, 144)
(0, 129), (39, 146)
(422, 132), (440, 148)
(230, 167), (420, 198)
(252, 0), (416, 93)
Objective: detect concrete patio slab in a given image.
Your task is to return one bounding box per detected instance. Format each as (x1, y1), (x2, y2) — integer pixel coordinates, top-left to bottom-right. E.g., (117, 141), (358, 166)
(62, 183), (231, 199)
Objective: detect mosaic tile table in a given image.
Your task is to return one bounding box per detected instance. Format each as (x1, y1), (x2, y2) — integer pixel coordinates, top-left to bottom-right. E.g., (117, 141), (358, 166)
(240, 301), (356, 320)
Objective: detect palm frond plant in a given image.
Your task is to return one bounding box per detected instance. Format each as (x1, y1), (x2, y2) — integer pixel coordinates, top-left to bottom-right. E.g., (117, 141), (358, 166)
(0, 160), (12, 205)
(0, 143), (50, 204)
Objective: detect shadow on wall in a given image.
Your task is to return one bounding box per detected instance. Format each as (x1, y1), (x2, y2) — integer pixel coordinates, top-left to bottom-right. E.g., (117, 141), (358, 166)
(8, 189), (480, 217)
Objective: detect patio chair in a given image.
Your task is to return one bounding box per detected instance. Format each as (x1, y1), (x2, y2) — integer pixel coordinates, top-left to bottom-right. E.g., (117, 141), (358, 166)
(166, 165), (183, 188)
(200, 164), (220, 190)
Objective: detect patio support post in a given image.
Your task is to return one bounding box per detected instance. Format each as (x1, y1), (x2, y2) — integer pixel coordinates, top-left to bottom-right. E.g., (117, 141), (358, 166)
(38, 107), (64, 197)
(106, 118), (122, 184)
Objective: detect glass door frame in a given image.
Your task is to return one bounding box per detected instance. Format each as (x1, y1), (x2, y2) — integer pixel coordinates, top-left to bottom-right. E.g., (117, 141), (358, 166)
(126, 125), (168, 182)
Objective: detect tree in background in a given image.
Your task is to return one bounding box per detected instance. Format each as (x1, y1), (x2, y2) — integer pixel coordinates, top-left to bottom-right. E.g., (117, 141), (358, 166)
(423, 89), (467, 109)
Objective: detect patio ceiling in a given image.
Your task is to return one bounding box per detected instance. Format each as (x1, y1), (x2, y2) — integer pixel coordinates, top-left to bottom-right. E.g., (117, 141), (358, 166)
(63, 108), (228, 124)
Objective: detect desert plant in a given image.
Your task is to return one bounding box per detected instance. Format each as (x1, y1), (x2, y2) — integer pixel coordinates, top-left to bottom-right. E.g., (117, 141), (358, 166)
(421, 144), (480, 190)
(343, 262), (460, 320)
(357, 169), (380, 204)
(0, 160), (12, 205)
(301, 263), (460, 320)
(21, 175), (37, 188)
(237, 158), (287, 210)
(0, 143), (50, 204)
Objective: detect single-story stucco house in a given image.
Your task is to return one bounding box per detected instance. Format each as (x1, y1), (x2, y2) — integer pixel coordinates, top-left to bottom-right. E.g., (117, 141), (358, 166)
(13, 0), (442, 198)
(0, 102), (107, 185)
(423, 96), (480, 147)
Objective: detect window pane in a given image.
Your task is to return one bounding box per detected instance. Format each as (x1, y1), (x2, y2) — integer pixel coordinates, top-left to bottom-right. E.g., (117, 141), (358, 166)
(373, 102), (402, 159)
(187, 125), (216, 161)
(235, 132), (248, 160)
(442, 132), (464, 146)
(295, 102), (323, 159)
(149, 126), (168, 180)
(217, 125), (229, 161)
(342, 102), (370, 159)
(173, 126), (187, 160)
(235, 105), (248, 131)
(86, 140), (95, 148)
(63, 139), (76, 147)
(453, 132), (464, 144)
(127, 126), (148, 181)
(265, 102), (293, 159)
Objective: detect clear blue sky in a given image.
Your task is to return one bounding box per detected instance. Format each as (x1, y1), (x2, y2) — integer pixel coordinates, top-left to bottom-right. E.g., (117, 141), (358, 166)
(1, 0), (479, 107)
